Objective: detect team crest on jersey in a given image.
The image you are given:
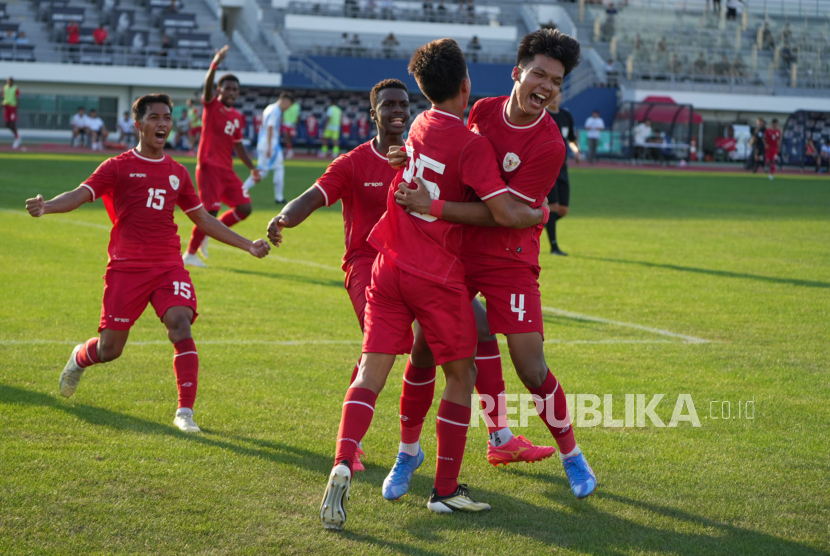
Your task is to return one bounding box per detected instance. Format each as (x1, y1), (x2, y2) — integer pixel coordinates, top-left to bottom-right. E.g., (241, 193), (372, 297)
(169, 175), (180, 190)
(503, 152), (521, 172)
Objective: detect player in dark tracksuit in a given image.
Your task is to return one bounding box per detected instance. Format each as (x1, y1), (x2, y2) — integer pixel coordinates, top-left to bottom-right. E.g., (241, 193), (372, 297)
(546, 93), (579, 256)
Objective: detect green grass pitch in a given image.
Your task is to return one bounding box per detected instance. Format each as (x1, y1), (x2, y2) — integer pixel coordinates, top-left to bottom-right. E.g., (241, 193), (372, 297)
(1, 152), (828, 555)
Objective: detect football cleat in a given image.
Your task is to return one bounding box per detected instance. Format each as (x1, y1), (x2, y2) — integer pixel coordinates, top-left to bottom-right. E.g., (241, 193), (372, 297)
(12, 137), (21, 149)
(562, 451), (597, 499)
(382, 448), (425, 500)
(353, 447), (365, 473)
(427, 484), (491, 514)
(487, 435), (556, 467)
(198, 237), (209, 259)
(320, 463), (351, 530)
(182, 252), (207, 268)
(173, 408), (201, 433)
(550, 246), (568, 256)
(59, 344), (86, 398)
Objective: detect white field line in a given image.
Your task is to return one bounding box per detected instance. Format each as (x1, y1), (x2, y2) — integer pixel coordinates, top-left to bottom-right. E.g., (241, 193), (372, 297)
(4, 208), (712, 344)
(541, 306), (712, 344)
(0, 338), (673, 347)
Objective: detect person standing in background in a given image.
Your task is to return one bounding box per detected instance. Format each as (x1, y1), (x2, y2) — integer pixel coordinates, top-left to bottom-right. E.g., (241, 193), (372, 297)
(281, 96), (299, 159)
(546, 92), (579, 256)
(3, 77), (21, 149)
(583, 109), (604, 164)
(320, 99), (343, 158)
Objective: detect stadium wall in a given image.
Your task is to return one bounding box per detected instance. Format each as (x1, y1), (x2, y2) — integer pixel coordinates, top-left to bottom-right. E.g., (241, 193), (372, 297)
(623, 88), (830, 114)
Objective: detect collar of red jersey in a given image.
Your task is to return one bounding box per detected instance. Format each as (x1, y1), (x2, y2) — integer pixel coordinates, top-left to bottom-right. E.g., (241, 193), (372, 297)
(501, 99), (547, 130)
(429, 108), (462, 122)
(131, 148), (166, 162)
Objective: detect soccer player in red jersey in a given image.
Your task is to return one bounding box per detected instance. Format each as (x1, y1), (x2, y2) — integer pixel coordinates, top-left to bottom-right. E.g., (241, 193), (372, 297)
(25, 93), (271, 432)
(184, 45), (261, 267)
(266, 78), (412, 472)
(394, 29), (598, 500)
(315, 39), (547, 530)
(764, 118), (783, 180)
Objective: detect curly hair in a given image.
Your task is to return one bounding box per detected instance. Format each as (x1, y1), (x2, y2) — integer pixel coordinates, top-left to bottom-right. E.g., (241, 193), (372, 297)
(408, 38), (467, 104)
(370, 79), (408, 109)
(517, 29), (581, 76)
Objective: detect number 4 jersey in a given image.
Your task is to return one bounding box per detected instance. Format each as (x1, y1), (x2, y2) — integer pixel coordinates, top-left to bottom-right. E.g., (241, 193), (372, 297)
(82, 149), (203, 268)
(368, 108), (508, 287)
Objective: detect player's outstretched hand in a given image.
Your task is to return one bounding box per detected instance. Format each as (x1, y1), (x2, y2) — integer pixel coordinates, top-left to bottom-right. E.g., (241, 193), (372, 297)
(213, 45), (230, 66)
(249, 238), (271, 258)
(26, 194), (45, 217)
(394, 177), (431, 214)
(251, 168), (262, 183)
(388, 145), (408, 169)
(266, 214), (288, 246)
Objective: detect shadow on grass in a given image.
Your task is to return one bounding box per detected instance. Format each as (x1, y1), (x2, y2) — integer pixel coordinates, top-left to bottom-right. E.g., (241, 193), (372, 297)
(581, 255), (830, 289)
(216, 267), (343, 289)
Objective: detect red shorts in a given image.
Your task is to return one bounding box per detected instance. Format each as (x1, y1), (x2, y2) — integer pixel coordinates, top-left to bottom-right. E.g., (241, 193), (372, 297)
(4, 105), (17, 123)
(196, 163), (249, 212)
(99, 265), (198, 332)
(765, 150), (778, 163)
(363, 254), (476, 365)
(280, 124), (296, 138)
(464, 258), (544, 337)
(189, 126), (202, 137)
(344, 255), (376, 330)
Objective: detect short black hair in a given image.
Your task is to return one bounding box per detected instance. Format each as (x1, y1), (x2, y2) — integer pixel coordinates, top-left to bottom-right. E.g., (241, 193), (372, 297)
(78, 106), (85, 111)
(772, 118), (778, 124)
(408, 38), (467, 104)
(370, 79), (408, 109)
(279, 91), (295, 102)
(132, 93), (173, 122)
(218, 73), (239, 87)
(517, 29), (581, 77)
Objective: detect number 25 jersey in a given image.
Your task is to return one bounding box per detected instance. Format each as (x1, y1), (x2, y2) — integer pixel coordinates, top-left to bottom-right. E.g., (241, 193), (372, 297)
(82, 149), (203, 268)
(368, 108), (508, 287)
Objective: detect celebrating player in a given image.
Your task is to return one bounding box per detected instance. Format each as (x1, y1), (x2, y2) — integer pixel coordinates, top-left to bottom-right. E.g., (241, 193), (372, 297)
(243, 91), (294, 203)
(266, 78), (411, 472)
(184, 45), (260, 267)
(764, 118), (782, 180)
(3, 76), (21, 149)
(24, 94), (270, 432)
(315, 39), (546, 530)
(546, 91), (580, 256)
(393, 29), (597, 501)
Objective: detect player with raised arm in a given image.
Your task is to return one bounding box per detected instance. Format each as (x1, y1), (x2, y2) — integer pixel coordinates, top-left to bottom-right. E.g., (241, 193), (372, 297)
(314, 39), (547, 530)
(393, 29), (597, 501)
(25, 94), (271, 433)
(183, 45), (261, 267)
(243, 92), (294, 203)
(764, 118), (782, 180)
(267, 78), (411, 472)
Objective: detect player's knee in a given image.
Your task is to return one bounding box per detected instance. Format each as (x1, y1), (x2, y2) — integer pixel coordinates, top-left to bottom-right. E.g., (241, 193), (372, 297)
(558, 205), (569, 218)
(98, 340), (124, 362)
(236, 203), (252, 217)
(165, 317), (192, 344)
(410, 339), (435, 368)
(516, 363), (547, 389)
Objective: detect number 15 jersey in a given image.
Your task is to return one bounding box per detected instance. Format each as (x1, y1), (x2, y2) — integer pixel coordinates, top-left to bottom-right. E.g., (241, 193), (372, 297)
(368, 108), (508, 287)
(82, 149), (203, 269)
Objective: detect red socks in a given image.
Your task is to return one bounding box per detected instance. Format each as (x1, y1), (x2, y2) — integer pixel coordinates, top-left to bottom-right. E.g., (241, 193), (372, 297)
(187, 209), (248, 254)
(173, 338), (199, 409)
(75, 338), (101, 368)
(473, 339), (506, 433)
(399, 361), (437, 443)
(434, 399), (471, 496)
(529, 370), (576, 454)
(335, 387), (377, 468)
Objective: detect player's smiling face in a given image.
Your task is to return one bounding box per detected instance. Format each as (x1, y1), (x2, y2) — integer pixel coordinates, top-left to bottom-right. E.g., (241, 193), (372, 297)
(218, 80), (239, 107)
(137, 103), (173, 149)
(371, 88), (411, 135)
(511, 54), (565, 120)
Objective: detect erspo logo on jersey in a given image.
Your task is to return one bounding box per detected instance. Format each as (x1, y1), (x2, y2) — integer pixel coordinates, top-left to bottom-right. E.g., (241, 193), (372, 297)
(363, 182), (384, 187)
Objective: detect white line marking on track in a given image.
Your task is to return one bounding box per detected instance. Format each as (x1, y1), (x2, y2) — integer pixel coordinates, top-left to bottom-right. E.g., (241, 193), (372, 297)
(541, 306), (712, 344)
(5, 208), (713, 344)
(0, 338), (677, 347)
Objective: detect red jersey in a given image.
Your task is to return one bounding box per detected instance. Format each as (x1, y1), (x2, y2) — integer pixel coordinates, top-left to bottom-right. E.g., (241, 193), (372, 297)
(306, 115), (319, 138)
(314, 139), (397, 270)
(368, 109), (508, 287)
(463, 96), (566, 270)
(357, 116), (370, 139)
(82, 149), (202, 268)
(764, 128), (782, 153)
(197, 96), (244, 169)
(341, 114), (352, 136)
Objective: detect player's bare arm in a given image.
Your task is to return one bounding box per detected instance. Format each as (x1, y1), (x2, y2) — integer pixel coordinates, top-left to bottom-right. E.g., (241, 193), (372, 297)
(266, 186), (326, 246)
(203, 45), (229, 103)
(187, 206), (270, 258)
(233, 142), (261, 183)
(25, 186), (92, 217)
(395, 177), (545, 228)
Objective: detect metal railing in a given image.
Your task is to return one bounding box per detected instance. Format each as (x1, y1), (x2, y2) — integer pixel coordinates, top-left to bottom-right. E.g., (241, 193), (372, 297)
(286, 0), (512, 26)
(43, 43), (216, 69)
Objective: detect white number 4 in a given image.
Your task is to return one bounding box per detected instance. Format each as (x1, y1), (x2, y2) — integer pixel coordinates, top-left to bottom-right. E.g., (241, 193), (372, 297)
(173, 281), (192, 299)
(146, 188), (166, 210)
(510, 294), (526, 321)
